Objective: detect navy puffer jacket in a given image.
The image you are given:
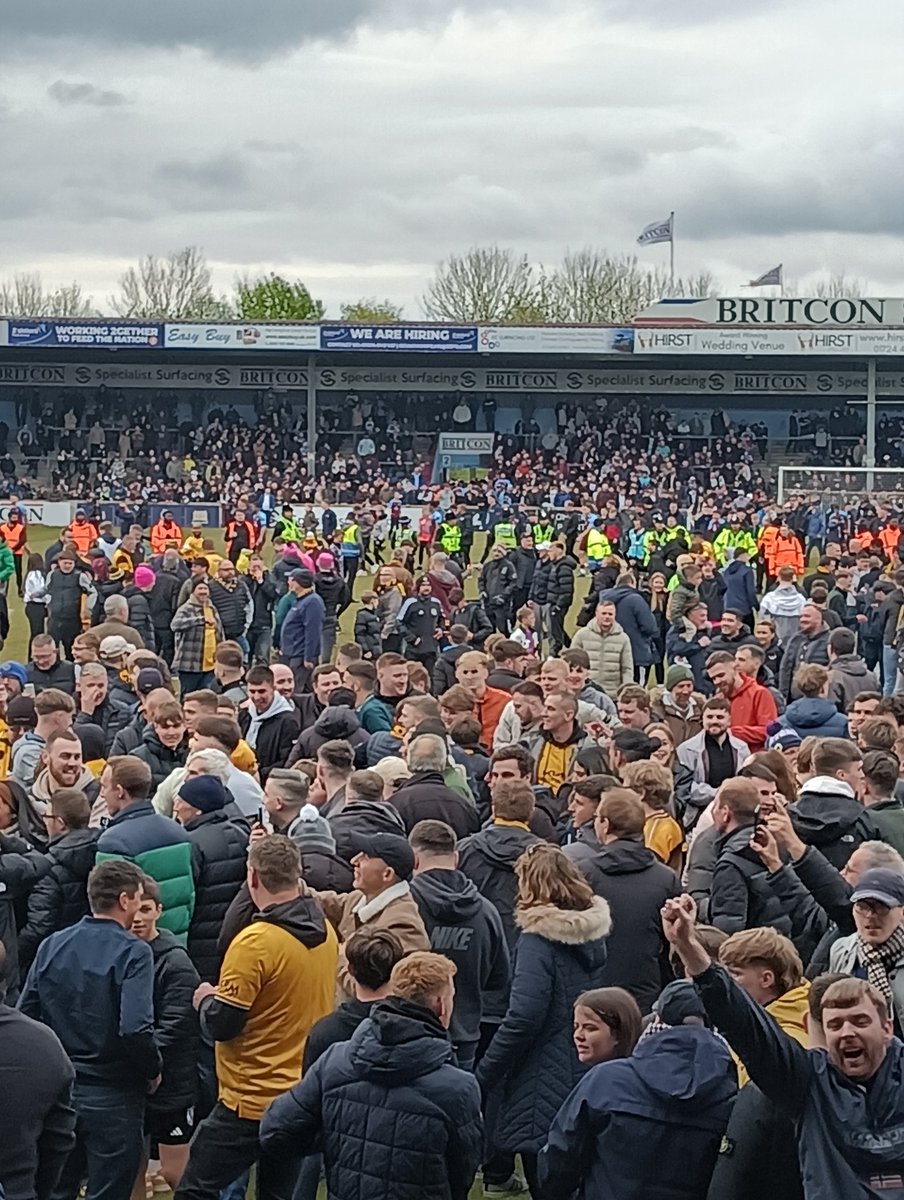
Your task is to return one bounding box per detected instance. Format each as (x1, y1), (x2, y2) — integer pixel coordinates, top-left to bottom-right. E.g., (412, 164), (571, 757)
(476, 896), (611, 1153)
(183, 810), (249, 982)
(260, 996), (483, 1200)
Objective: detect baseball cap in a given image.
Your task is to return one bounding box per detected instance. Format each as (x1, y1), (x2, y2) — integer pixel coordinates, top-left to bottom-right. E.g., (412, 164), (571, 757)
(6, 695), (36, 728)
(0, 661), (28, 688)
(851, 869), (904, 909)
(652, 512), (664, 522)
(136, 667), (165, 696)
(99, 635), (130, 662)
(289, 568), (315, 588)
(653, 979), (712, 1028)
(352, 833), (415, 882)
(536, 541), (552, 552)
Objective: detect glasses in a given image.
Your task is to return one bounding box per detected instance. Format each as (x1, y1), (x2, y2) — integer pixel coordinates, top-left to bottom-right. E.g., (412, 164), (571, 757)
(44, 813), (65, 825)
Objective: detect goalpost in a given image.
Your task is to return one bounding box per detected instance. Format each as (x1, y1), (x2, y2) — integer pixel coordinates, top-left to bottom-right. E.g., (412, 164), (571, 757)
(778, 466), (904, 506)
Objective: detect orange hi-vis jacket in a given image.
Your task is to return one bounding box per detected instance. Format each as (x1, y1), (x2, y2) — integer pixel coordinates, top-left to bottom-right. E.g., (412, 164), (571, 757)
(225, 519), (258, 559)
(66, 519), (98, 555)
(757, 525), (779, 575)
(771, 533), (805, 576)
(878, 524), (902, 561)
(0, 520), (27, 555)
(151, 519), (183, 555)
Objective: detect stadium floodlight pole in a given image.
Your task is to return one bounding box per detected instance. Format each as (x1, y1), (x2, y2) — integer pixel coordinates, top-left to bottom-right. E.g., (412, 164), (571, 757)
(866, 356), (876, 491)
(306, 352), (317, 481)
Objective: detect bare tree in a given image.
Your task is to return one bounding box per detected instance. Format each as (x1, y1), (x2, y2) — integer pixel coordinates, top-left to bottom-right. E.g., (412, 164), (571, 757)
(111, 246), (231, 319)
(812, 272), (866, 299)
(547, 249), (715, 323)
(422, 246), (544, 322)
(339, 297), (403, 322)
(0, 273), (97, 317)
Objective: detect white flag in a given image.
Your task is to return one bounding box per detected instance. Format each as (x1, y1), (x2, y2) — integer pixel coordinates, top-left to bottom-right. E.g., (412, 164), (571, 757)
(637, 215), (673, 246)
(746, 264), (783, 287)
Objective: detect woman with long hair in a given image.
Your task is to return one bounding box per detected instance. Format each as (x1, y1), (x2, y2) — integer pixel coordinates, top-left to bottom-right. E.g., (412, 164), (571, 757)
(476, 844), (611, 1198)
(750, 748), (799, 805)
(646, 571), (669, 684)
(572, 987), (642, 1066)
(647, 721), (694, 824)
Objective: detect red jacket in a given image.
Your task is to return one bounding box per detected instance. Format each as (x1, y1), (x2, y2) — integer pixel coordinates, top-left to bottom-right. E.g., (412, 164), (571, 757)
(729, 674), (778, 753)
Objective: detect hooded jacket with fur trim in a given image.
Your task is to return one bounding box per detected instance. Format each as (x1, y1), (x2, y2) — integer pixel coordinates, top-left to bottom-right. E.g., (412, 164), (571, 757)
(476, 896), (611, 1152)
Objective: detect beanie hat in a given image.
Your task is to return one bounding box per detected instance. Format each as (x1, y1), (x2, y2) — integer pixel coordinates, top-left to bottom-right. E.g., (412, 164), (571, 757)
(0, 661), (28, 688)
(134, 566), (156, 588)
(178, 775), (227, 814)
(75, 722), (105, 763)
(290, 803), (336, 854)
(665, 665), (694, 691)
(316, 553), (336, 572)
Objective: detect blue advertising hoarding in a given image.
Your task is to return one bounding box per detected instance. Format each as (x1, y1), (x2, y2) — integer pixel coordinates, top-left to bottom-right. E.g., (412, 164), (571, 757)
(319, 324), (478, 352)
(5, 321), (163, 348)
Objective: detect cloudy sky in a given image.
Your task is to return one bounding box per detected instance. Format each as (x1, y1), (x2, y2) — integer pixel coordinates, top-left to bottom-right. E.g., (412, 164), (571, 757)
(2, 0), (902, 317)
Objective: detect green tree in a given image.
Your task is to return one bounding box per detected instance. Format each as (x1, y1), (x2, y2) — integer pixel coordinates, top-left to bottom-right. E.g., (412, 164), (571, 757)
(422, 246), (545, 322)
(111, 247), (230, 319)
(339, 297), (403, 322)
(0, 273), (97, 317)
(235, 273), (324, 320)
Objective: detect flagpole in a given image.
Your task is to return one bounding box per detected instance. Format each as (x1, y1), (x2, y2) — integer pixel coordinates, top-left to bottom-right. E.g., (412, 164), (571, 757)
(669, 211), (675, 290)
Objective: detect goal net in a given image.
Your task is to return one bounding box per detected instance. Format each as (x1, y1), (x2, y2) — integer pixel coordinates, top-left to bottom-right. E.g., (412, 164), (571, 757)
(778, 466), (904, 507)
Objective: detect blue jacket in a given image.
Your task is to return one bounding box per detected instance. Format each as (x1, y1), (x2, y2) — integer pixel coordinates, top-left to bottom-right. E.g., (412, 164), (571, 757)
(476, 897), (611, 1153)
(19, 916), (161, 1089)
(665, 623), (711, 693)
(280, 590), (326, 662)
(96, 801), (194, 941)
(260, 996), (483, 1200)
(778, 698), (849, 740)
(599, 586), (659, 667)
(721, 560), (758, 617)
(539, 1026), (736, 1200)
(695, 963), (904, 1200)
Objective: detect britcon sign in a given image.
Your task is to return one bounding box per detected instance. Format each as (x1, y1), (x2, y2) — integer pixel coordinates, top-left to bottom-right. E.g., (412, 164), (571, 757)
(635, 297), (904, 327)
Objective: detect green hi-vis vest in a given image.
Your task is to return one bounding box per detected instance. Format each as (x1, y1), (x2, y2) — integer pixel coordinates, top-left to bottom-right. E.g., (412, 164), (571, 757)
(439, 523), (462, 553)
(494, 522), (517, 548)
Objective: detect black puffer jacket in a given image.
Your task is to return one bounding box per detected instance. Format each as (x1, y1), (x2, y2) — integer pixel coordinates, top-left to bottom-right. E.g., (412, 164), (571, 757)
(75, 694), (133, 754)
(297, 848), (355, 893)
(147, 571), (183, 634)
(183, 811), (249, 982)
(567, 837), (680, 1014)
(329, 801), (407, 865)
(109, 712), (148, 756)
(0, 832), (51, 1001)
(18, 827), (99, 978)
(260, 996), (483, 1200)
(710, 824), (794, 938)
(291, 707), (368, 760)
(132, 728), (190, 796)
(147, 928), (200, 1115)
(208, 578), (251, 641)
(547, 558), (576, 610)
(315, 570), (350, 624)
(123, 586), (156, 652)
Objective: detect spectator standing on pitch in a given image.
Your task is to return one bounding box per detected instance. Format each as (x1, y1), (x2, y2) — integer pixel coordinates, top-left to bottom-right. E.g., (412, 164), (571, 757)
(19, 860), (161, 1200)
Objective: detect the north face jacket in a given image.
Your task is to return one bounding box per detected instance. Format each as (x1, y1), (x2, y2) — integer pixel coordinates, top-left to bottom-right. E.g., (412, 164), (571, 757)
(96, 800), (194, 941)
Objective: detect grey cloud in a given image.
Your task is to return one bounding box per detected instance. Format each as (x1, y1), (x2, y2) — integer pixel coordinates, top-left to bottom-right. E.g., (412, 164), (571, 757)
(152, 153), (255, 212)
(48, 80), (129, 106)
(2, 0), (794, 62)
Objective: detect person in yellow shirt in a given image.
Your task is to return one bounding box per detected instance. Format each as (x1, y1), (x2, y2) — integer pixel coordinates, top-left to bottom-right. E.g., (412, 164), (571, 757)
(622, 759), (684, 873)
(182, 835), (337, 1198)
(718, 927), (810, 1086)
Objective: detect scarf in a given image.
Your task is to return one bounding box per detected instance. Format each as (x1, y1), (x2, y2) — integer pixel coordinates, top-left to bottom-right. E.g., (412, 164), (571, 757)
(244, 691), (293, 749)
(858, 924), (904, 1008)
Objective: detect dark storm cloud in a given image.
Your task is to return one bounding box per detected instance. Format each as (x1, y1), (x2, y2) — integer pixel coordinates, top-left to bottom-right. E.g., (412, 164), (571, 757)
(48, 80), (129, 106)
(4, 0), (785, 62)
